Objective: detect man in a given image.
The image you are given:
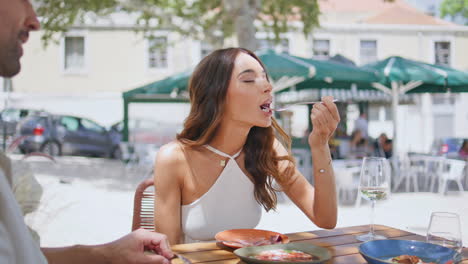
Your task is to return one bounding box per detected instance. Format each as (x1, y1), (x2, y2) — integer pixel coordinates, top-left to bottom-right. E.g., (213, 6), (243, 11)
(0, 0), (173, 263)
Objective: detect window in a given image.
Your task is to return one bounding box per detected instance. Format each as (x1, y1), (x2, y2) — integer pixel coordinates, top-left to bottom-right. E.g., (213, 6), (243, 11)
(368, 105), (392, 121)
(60, 116), (79, 131)
(432, 94), (455, 105)
(81, 119), (105, 133)
(434, 41), (451, 66)
(64, 36), (85, 71)
(360, 40), (377, 65)
(312, 39), (330, 60)
(200, 41), (213, 58)
(0, 109), (31, 122)
(368, 106), (380, 121)
(257, 38), (289, 53)
(148, 37), (168, 69)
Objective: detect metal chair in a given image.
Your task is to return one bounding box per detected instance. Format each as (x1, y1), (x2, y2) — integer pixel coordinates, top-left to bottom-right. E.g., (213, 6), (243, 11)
(422, 156), (446, 192)
(392, 154), (419, 192)
(132, 177), (155, 231)
(438, 159), (466, 194)
(333, 166), (361, 206)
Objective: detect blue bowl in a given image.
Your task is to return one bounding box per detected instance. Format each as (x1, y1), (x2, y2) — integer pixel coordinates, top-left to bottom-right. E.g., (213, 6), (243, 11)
(359, 240), (459, 264)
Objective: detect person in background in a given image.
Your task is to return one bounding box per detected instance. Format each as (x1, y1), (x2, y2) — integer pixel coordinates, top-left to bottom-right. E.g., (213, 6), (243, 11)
(373, 133), (392, 158)
(354, 112), (368, 139)
(0, 0), (173, 263)
(382, 139), (393, 159)
(329, 132), (340, 159)
(348, 130), (368, 159)
(459, 140), (468, 160)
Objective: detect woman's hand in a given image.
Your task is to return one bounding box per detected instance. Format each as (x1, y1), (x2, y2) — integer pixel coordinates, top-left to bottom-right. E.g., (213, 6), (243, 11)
(308, 96), (340, 147)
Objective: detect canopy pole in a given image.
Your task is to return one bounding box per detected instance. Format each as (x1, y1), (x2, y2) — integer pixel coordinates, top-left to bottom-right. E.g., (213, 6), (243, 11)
(400, 80), (423, 94)
(123, 100), (129, 142)
(391, 81), (399, 158)
(371, 82), (392, 95)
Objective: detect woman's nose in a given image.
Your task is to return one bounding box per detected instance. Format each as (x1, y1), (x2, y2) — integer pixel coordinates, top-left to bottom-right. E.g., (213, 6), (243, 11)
(262, 79), (272, 93)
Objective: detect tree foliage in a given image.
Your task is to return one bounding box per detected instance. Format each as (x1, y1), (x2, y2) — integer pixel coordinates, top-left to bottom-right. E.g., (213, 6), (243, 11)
(36, 0), (119, 44)
(440, 0), (468, 24)
(34, 0), (320, 50)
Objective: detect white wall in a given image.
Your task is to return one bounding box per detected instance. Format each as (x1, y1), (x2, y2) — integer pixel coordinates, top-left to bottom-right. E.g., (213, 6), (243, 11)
(14, 29), (197, 94)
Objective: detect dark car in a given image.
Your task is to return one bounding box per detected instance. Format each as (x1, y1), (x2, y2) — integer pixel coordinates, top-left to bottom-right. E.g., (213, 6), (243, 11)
(431, 137), (468, 158)
(0, 108), (42, 148)
(18, 113), (121, 159)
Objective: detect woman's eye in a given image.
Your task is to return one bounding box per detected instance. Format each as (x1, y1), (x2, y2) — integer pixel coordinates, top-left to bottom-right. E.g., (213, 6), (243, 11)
(243, 80), (255, 83)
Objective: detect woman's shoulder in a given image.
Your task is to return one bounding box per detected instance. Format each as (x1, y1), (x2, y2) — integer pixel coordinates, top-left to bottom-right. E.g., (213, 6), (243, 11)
(156, 140), (187, 166)
(154, 141), (190, 185)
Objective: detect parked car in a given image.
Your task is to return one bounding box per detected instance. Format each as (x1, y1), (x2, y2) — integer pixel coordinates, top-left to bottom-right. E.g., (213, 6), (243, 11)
(0, 108), (43, 147)
(17, 113), (122, 159)
(431, 137), (468, 158)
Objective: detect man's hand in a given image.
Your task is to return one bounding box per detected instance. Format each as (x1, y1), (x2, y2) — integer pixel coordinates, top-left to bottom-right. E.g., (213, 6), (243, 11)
(102, 229), (174, 264)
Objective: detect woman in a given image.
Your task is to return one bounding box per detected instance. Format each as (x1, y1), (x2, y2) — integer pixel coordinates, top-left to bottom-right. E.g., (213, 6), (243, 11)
(154, 48), (339, 244)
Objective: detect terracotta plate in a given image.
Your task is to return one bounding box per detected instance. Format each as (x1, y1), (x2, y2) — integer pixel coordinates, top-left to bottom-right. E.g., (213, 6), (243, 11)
(215, 229), (289, 249)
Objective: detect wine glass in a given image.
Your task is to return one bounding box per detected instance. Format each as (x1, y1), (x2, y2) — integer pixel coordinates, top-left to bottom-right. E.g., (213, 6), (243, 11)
(356, 157), (391, 242)
(426, 212), (463, 255)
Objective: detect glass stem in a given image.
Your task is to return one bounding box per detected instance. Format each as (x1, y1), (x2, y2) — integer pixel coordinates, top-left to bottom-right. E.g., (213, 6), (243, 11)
(370, 200), (375, 236)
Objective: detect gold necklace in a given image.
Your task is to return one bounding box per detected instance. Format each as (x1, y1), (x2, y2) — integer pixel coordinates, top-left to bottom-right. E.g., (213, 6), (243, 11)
(220, 159), (226, 167)
(204, 144), (241, 167)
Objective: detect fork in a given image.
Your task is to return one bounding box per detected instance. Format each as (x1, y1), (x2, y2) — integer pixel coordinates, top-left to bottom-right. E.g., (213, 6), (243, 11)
(272, 99), (338, 112)
(174, 254), (192, 264)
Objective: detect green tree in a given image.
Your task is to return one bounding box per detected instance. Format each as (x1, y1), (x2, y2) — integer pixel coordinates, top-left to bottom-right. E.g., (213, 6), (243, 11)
(440, 0), (468, 25)
(35, 0), (320, 51)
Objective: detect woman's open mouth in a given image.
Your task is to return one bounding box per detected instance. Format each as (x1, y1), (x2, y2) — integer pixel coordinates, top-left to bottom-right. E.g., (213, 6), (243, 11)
(260, 103), (271, 113)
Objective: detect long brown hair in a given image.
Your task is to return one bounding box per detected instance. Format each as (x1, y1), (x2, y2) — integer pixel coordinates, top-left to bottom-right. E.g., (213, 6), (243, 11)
(177, 48), (294, 211)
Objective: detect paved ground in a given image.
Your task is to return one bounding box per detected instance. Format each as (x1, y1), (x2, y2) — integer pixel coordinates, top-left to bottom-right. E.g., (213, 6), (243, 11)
(19, 156), (468, 247)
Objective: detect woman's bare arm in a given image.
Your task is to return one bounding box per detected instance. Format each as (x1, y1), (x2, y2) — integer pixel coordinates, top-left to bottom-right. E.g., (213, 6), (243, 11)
(154, 142), (184, 245)
(275, 141), (337, 229)
(277, 96), (339, 229)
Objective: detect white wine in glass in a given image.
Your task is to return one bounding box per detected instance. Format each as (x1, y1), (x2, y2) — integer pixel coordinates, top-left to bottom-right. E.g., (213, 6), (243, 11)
(360, 187), (388, 201)
(356, 157), (390, 242)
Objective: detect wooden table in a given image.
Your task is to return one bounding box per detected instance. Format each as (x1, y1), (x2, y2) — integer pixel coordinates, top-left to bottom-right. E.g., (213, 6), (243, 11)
(172, 225), (468, 264)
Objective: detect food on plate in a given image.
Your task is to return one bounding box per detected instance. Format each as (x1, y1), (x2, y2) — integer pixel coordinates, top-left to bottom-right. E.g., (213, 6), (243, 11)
(225, 235), (284, 247)
(251, 249), (319, 261)
(390, 255), (454, 264)
(391, 255), (427, 264)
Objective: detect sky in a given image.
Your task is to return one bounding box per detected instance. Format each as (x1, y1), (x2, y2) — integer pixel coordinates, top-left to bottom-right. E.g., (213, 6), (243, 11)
(405, 0), (467, 24)
(406, 0), (444, 16)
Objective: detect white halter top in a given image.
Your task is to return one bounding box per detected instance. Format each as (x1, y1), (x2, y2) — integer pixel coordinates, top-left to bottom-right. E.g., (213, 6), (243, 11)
(180, 145), (262, 243)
